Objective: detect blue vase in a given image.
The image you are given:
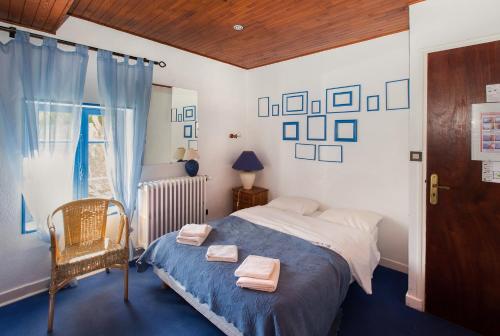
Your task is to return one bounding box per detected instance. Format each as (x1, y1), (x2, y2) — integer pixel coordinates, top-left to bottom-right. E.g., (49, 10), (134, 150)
(185, 160), (199, 177)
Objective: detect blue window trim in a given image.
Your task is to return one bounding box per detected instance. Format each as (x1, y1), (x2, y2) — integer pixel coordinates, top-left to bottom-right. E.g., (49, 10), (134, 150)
(22, 103), (112, 234)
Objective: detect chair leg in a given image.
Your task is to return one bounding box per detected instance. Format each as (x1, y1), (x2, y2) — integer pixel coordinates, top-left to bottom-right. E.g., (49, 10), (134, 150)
(123, 265), (129, 302)
(105, 268), (110, 274)
(47, 287), (56, 333)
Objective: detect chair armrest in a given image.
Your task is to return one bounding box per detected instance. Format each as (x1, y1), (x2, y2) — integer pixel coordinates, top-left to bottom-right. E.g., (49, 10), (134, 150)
(109, 200), (129, 247)
(47, 215), (59, 264)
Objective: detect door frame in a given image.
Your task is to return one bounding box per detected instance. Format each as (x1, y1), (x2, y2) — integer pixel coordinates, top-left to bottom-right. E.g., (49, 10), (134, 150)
(407, 32), (500, 312)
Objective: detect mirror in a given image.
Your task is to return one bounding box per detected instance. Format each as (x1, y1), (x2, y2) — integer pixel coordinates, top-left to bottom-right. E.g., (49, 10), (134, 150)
(144, 85), (198, 165)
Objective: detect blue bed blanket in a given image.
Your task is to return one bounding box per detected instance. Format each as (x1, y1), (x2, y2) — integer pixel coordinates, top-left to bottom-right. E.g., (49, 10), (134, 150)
(137, 215), (351, 336)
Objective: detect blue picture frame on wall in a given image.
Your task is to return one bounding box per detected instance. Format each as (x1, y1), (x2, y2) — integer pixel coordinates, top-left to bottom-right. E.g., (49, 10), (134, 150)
(318, 145), (343, 163)
(311, 100), (321, 114)
(188, 140), (198, 150)
(334, 119), (358, 142)
(177, 111), (183, 122)
(367, 95), (380, 112)
(171, 108), (177, 122)
(385, 79), (410, 110)
(282, 91), (308, 115)
(326, 84), (361, 113)
(183, 106), (196, 121)
(282, 121), (299, 141)
(307, 115), (327, 141)
(184, 125), (193, 138)
(295, 143), (316, 160)
(272, 104), (280, 116)
(258, 97), (270, 117)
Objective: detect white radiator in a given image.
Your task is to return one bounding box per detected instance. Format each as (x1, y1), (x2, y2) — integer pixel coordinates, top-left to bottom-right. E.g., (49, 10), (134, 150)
(137, 176), (207, 248)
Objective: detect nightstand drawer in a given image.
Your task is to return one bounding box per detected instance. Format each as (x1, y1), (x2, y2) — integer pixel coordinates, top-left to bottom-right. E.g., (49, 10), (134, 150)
(232, 186), (268, 212)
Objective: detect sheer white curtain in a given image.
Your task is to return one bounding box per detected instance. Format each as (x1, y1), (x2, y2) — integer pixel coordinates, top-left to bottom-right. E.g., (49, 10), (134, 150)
(20, 35), (88, 241)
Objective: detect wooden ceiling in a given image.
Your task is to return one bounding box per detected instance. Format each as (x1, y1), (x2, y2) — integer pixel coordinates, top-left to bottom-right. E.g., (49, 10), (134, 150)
(0, 0), (422, 69)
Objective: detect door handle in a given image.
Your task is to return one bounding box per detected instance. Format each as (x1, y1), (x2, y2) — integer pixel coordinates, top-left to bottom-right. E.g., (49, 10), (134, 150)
(429, 173), (451, 205)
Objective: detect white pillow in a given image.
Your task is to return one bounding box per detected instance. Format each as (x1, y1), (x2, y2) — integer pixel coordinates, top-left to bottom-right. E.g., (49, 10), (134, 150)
(318, 208), (383, 232)
(267, 196), (320, 216)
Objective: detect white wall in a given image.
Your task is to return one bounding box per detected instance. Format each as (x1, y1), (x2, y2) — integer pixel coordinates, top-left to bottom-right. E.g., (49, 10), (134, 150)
(144, 86), (173, 165)
(406, 0), (500, 311)
(0, 17), (246, 304)
(245, 32), (410, 271)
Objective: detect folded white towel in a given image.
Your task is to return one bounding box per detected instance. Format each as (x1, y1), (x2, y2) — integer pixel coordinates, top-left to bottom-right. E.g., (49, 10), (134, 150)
(234, 255), (277, 280)
(206, 245), (238, 263)
(176, 226), (212, 246)
(236, 259), (280, 292)
(179, 224), (211, 238)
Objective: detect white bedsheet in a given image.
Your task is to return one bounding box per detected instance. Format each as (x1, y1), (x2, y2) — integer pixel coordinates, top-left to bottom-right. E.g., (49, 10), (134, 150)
(232, 206), (380, 294)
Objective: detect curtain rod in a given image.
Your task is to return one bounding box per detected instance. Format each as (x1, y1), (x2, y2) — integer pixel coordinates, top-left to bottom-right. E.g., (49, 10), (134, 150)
(0, 25), (166, 68)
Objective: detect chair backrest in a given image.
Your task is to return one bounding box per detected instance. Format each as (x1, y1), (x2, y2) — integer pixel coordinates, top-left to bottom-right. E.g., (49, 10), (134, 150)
(59, 199), (110, 246)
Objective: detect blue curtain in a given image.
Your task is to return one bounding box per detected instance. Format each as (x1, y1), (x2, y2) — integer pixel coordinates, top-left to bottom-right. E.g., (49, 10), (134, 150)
(97, 51), (153, 221)
(0, 30), (88, 240)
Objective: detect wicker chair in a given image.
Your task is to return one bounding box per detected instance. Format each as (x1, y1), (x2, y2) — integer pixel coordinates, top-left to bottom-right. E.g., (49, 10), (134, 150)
(47, 198), (129, 332)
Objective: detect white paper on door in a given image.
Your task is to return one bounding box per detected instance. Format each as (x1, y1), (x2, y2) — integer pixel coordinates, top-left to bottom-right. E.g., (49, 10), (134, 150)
(482, 161), (500, 183)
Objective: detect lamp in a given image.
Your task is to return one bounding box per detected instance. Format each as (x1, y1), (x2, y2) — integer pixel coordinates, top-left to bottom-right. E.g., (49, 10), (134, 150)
(174, 147), (186, 162)
(184, 149), (200, 177)
(232, 151), (263, 190)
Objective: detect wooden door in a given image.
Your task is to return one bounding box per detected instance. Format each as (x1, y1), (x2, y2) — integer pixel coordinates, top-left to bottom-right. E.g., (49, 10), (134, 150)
(426, 41), (500, 336)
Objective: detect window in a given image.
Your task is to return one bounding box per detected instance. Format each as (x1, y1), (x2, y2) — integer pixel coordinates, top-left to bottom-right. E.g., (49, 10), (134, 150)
(22, 104), (113, 233)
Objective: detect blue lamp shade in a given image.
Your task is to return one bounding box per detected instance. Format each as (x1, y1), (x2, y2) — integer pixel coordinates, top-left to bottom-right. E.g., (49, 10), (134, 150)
(232, 151), (264, 172)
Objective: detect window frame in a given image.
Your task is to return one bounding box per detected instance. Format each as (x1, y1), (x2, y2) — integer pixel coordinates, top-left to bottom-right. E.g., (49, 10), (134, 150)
(22, 103), (112, 234)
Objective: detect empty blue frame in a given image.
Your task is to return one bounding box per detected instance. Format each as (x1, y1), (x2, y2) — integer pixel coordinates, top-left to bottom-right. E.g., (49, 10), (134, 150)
(318, 145), (343, 163)
(334, 119), (358, 142)
(367, 95), (380, 112)
(183, 106), (196, 121)
(282, 91), (308, 115)
(385, 79), (410, 110)
(311, 100), (321, 114)
(326, 84), (361, 113)
(177, 111), (183, 122)
(184, 125), (193, 138)
(272, 104), (280, 116)
(295, 143), (316, 160)
(307, 115), (327, 141)
(283, 121), (299, 141)
(258, 97), (270, 117)
(333, 91), (352, 107)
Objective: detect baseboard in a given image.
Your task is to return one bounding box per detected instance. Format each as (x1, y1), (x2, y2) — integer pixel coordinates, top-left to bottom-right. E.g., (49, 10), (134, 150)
(379, 257), (408, 274)
(0, 268), (110, 308)
(405, 292), (424, 311)
(0, 277), (50, 308)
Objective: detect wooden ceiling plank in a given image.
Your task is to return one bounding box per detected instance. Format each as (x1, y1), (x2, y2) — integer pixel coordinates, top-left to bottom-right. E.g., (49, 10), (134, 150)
(32, 0), (55, 29)
(7, 0), (26, 22)
(19, 0), (40, 26)
(4, 0), (414, 69)
(44, 0), (74, 32)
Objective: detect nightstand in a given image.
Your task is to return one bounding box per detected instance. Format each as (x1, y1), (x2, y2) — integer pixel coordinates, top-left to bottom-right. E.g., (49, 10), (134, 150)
(232, 186), (268, 211)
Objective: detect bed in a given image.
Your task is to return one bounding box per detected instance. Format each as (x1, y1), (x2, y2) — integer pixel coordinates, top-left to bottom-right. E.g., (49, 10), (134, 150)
(137, 205), (380, 336)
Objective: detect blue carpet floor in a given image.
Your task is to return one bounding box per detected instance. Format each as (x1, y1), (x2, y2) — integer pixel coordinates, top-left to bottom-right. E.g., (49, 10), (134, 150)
(0, 266), (478, 336)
